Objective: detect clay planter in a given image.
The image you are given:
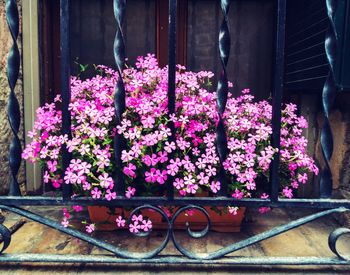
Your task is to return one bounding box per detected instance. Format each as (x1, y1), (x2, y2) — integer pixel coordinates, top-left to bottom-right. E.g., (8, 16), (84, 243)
(88, 205), (246, 233)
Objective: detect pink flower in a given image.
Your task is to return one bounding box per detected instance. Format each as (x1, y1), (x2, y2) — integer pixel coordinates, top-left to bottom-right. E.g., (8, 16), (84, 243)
(205, 166), (216, 177)
(141, 219), (152, 232)
(145, 168), (157, 183)
(63, 208), (70, 219)
(52, 179), (62, 189)
(125, 186), (136, 198)
(116, 216), (126, 227)
(282, 187), (293, 199)
(297, 173), (308, 184)
(43, 171), (50, 183)
(232, 189), (244, 199)
(129, 222), (141, 234)
(173, 178), (184, 189)
(167, 163), (179, 176)
(47, 160), (57, 172)
(85, 223), (95, 233)
(186, 184), (198, 194)
(158, 151), (168, 163)
(132, 214), (143, 222)
(259, 207), (271, 214)
(210, 181), (221, 193)
(156, 170), (167, 184)
(105, 190), (117, 201)
(123, 163), (137, 178)
(72, 205), (83, 212)
(61, 218), (69, 228)
(164, 141), (176, 153)
(228, 207), (239, 215)
(99, 173), (114, 189)
(197, 172), (209, 185)
(91, 188), (102, 199)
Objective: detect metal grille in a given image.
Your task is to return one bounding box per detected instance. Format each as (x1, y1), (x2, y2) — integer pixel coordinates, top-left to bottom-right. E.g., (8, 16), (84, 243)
(1, 0), (349, 265)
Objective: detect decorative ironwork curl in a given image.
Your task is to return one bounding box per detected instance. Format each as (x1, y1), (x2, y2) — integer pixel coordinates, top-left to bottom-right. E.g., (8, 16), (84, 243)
(5, 0), (21, 196)
(169, 207), (350, 260)
(0, 204), (171, 259)
(216, 0), (231, 196)
(173, 205), (211, 239)
(0, 224), (11, 254)
(0, 205), (349, 262)
(171, 205), (211, 259)
(320, 0), (338, 198)
(328, 227), (350, 261)
(113, 0), (126, 195)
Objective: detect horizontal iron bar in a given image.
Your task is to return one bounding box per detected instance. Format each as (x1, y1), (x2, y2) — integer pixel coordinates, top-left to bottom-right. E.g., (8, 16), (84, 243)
(0, 254), (348, 265)
(0, 196), (350, 208)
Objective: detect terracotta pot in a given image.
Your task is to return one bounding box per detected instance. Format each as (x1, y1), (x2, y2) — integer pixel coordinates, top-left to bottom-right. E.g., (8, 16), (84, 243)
(88, 205), (246, 233)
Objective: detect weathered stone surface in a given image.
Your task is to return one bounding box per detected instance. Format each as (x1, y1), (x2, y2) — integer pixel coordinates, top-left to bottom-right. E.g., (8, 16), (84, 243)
(0, 0), (25, 195)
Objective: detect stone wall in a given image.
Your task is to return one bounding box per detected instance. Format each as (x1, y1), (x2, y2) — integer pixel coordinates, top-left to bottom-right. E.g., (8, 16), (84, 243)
(291, 92), (350, 200)
(0, 0), (25, 194)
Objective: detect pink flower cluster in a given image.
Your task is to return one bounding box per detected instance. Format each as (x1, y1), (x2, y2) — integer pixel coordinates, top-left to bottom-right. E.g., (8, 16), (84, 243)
(23, 54), (318, 231)
(115, 214), (152, 234)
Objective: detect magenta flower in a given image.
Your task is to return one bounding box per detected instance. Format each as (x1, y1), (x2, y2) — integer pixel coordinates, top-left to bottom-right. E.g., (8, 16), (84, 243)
(232, 189), (244, 199)
(145, 168), (157, 183)
(158, 151), (168, 163)
(72, 205), (83, 212)
(123, 163), (137, 178)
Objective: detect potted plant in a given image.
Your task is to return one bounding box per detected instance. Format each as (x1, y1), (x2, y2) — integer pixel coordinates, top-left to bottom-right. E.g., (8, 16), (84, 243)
(22, 54), (318, 234)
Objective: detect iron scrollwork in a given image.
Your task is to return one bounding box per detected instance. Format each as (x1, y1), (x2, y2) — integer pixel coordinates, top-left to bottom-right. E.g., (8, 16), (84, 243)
(0, 205), (349, 264)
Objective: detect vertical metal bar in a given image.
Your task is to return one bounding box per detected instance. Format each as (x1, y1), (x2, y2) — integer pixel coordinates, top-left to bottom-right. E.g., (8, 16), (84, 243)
(320, 0), (338, 198)
(60, 0), (72, 200)
(113, 0), (126, 196)
(269, 0), (287, 202)
(5, 0), (21, 196)
(167, 0), (177, 199)
(216, 0), (231, 196)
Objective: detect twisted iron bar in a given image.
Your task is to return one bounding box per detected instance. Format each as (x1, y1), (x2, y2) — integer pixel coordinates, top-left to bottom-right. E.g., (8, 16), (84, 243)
(113, 0), (126, 195)
(60, 0), (73, 199)
(216, 0), (231, 196)
(320, 0), (338, 198)
(0, 205), (349, 263)
(166, 0), (177, 199)
(5, 0), (21, 196)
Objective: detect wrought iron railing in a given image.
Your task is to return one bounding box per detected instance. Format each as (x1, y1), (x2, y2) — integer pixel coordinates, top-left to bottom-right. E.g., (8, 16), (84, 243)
(1, 0), (349, 265)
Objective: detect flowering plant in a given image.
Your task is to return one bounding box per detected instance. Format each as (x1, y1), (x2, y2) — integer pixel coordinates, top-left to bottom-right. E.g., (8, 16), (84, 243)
(23, 54), (318, 233)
